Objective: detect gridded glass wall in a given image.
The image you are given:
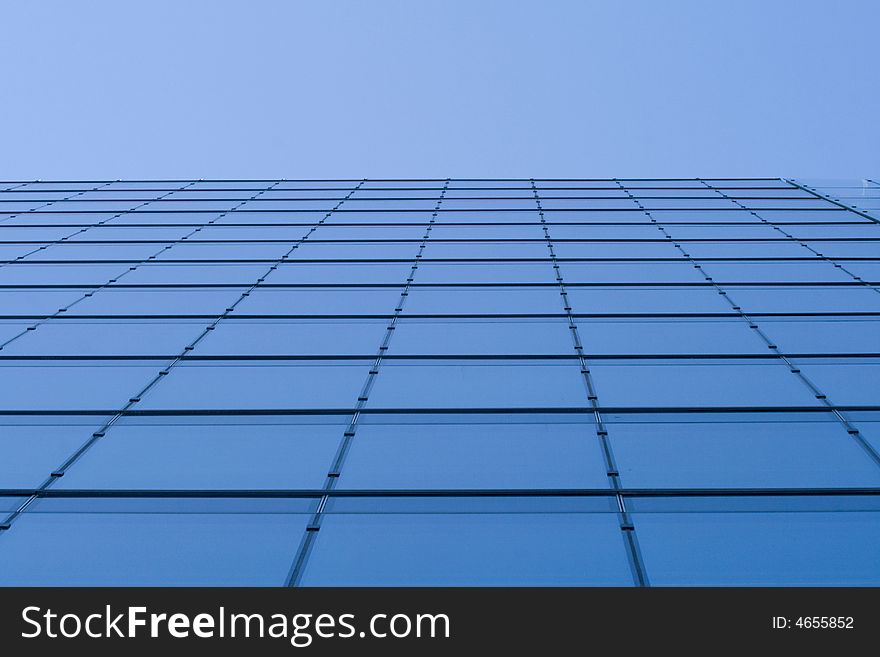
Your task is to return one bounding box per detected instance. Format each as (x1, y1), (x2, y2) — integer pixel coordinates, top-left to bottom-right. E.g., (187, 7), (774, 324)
(0, 177), (878, 586)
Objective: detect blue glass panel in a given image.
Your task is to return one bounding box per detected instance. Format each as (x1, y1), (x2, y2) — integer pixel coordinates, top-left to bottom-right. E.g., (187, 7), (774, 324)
(29, 243), (166, 261)
(237, 288), (403, 315)
(635, 511), (880, 585)
(575, 319), (767, 354)
(699, 261), (854, 283)
(301, 511), (631, 586)
(565, 287), (733, 314)
(1, 321), (199, 356)
(0, 264), (123, 285)
(0, 503), (311, 586)
(123, 264), (269, 284)
(794, 359), (880, 405)
(0, 289), (91, 315)
(369, 362), (588, 408)
(270, 262), (414, 284)
(759, 319), (880, 354)
(58, 421), (342, 489)
(338, 420), (608, 489)
(402, 288), (563, 314)
(802, 240), (880, 257)
(730, 286), (880, 313)
(0, 363), (158, 410)
(68, 288), (245, 315)
(424, 242), (551, 258)
(0, 420), (102, 488)
(414, 262), (556, 283)
(681, 241), (812, 258)
(560, 262), (706, 283)
(610, 418), (880, 488)
(589, 360), (820, 408)
(155, 243), (293, 260)
(199, 320), (389, 355)
(291, 241), (423, 259)
(138, 362), (371, 410)
(68, 227), (193, 241)
(428, 225), (545, 239)
(389, 319), (573, 355)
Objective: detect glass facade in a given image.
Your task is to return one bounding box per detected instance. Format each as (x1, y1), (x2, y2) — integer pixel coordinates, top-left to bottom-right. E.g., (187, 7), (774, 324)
(0, 177), (878, 586)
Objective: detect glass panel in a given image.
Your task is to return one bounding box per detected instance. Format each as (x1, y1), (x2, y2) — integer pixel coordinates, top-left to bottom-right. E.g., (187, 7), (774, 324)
(698, 261), (855, 283)
(301, 509), (631, 586)
(338, 420), (608, 489)
(0, 263), (124, 285)
(413, 262), (556, 284)
(68, 288), (245, 315)
(0, 363), (159, 410)
(402, 288), (563, 314)
(198, 319), (387, 355)
(565, 287), (733, 314)
(0, 290), (89, 315)
(1, 321), (200, 356)
(794, 359), (880, 405)
(0, 500), (312, 586)
(560, 262), (706, 283)
(58, 419), (343, 489)
(389, 319), (573, 355)
(575, 319), (767, 354)
(236, 288), (403, 315)
(270, 262), (414, 285)
(0, 419), (102, 488)
(758, 318), (880, 353)
(589, 360), (821, 408)
(634, 510), (880, 585)
(138, 362), (371, 409)
(368, 361), (588, 408)
(730, 286), (880, 313)
(609, 417), (880, 488)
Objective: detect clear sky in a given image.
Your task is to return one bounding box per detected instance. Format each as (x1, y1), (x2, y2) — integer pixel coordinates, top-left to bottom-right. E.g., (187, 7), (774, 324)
(1, 0), (876, 180)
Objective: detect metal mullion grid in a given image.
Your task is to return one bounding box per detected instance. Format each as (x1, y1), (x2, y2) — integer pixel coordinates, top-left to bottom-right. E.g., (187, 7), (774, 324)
(0, 179), (262, 352)
(616, 181), (880, 471)
(0, 180), (368, 535)
(0, 182), (32, 192)
(530, 179), (649, 587)
(784, 179), (880, 224)
(0, 181), (117, 230)
(0, 181), (182, 258)
(700, 180), (880, 297)
(285, 179), (451, 587)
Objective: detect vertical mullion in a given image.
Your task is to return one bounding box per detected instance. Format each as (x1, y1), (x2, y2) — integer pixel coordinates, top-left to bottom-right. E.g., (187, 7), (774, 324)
(285, 179), (451, 587)
(531, 179), (650, 587)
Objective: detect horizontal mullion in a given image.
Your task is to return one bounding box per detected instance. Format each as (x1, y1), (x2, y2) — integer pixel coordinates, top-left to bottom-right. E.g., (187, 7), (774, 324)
(0, 195), (827, 202)
(0, 405), (877, 417)
(1, 352), (876, 361)
(0, 228), (867, 246)
(4, 220), (864, 227)
(1, 311), (877, 320)
(0, 206), (849, 214)
(0, 487), (876, 500)
(0, 281), (876, 289)
(2, 256), (877, 265)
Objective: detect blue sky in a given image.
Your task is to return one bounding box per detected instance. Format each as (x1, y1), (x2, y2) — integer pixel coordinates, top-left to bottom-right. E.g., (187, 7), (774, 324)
(1, 1), (877, 179)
